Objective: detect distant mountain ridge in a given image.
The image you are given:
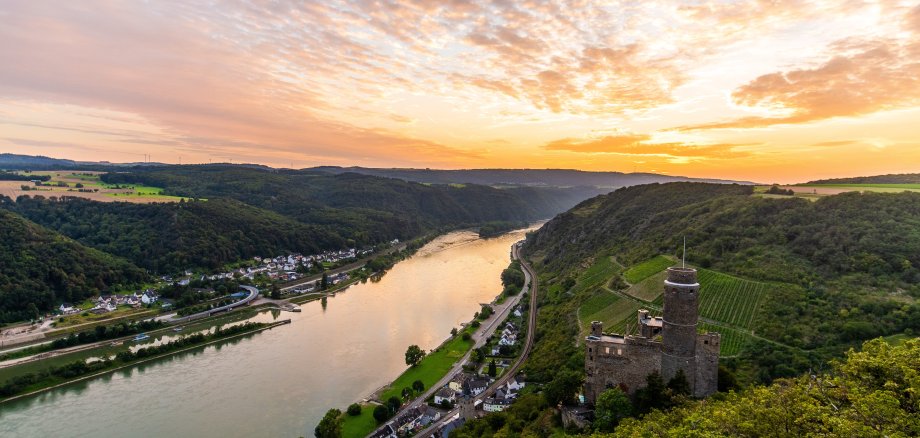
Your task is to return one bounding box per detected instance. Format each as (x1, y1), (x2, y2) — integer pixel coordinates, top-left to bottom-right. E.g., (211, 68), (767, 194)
(311, 166), (755, 188)
(807, 173), (920, 184)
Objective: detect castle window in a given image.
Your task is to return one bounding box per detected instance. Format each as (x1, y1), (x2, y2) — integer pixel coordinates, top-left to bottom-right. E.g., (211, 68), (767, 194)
(704, 340), (708, 345)
(605, 347), (610, 354)
(617, 348), (622, 355)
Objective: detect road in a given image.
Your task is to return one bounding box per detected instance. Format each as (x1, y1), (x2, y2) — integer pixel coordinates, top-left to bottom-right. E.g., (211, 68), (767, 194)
(370, 241), (540, 438)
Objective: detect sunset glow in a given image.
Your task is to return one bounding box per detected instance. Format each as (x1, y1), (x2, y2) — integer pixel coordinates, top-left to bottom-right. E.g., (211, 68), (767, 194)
(2, 1), (919, 182)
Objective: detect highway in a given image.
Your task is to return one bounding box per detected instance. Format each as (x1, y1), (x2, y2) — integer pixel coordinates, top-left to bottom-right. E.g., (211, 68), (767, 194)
(375, 241), (540, 438)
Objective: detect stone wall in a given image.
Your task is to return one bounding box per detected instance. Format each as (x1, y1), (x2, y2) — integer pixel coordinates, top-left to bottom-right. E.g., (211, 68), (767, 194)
(694, 332), (720, 397)
(585, 334), (661, 403)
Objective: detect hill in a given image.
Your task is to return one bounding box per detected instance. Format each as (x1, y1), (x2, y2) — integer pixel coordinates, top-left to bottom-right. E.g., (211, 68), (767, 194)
(98, 166), (597, 242)
(310, 166), (754, 188)
(0, 208), (146, 323)
(807, 173), (920, 184)
(3, 196), (347, 273)
(521, 183), (920, 383)
(0, 153), (77, 170)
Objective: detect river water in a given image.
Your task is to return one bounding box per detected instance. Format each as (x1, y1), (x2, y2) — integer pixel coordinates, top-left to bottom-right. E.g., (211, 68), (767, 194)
(0, 228), (532, 438)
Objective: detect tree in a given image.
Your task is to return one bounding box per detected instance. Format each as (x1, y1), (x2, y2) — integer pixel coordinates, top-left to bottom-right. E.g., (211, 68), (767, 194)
(401, 387), (412, 398)
(320, 272), (330, 290)
(314, 408), (343, 438)
(451, 327), (458, 337)
(270, 284), (281, 300)
(544, 369), (583, 406)
(346, 403), (362, 416)
(386, 396), (401, 414)
(667, 369), (691, 398)
(488, 359), (497, 377)
(412, 380), (425, 393)
(594, 388), (632, 432)
(635, 371), (667, 414)
(372, 404), (390, 423)
(471, 348), (485, 363)
(405, 344), (425, 367)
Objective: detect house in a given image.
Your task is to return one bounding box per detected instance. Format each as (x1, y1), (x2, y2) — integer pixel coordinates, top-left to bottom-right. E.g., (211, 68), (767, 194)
(506, 376), (525, 392)
(416, 407), (441, 428)
(368, 424), (396, 438)
(448, 373), (471, 392)
(466, 379), (489, 396)
(434, 387), (456, 405)
(394, 407), (423, 435)
(59, 303), (76, 314)
(141, 290), (158, 305)
(513, 307), (523, 318)
(483, 396), (512, 412)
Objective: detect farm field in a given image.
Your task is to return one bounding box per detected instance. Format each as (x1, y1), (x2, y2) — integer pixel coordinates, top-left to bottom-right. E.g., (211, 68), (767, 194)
(1, 171), (191, 203)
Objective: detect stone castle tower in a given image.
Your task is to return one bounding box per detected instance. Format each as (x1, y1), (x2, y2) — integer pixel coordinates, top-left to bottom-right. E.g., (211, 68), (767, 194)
(661, 267), (700, 392)
(584, 266), (719, 402)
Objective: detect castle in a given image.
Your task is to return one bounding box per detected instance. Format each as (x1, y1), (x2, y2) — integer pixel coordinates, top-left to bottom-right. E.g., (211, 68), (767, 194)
(584, 266), (719, 402)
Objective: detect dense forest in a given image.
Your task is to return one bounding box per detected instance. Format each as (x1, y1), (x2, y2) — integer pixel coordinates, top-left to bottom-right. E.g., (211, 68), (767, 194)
(0, 208), (146, 323)
(4, 196), (346, 273)
(807, 173), (920, 184)
(100, 166), (598, 229)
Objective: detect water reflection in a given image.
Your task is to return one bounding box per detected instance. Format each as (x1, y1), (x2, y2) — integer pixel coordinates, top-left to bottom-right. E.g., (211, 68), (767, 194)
(0, 227), (535, 438)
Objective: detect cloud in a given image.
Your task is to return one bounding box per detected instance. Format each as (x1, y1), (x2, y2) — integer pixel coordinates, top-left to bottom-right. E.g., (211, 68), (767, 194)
(543, 135), (751, 159)
(678, 5), (920, 131)
(810, 140), (858, 147)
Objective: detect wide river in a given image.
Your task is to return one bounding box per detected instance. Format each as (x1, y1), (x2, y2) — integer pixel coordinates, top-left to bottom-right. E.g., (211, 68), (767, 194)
(0, 228), (532, 437)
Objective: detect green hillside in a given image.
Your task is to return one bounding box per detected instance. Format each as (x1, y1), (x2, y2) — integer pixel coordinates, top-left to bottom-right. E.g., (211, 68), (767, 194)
(524, 183), (920, 383)
(0, 208), (146, 323)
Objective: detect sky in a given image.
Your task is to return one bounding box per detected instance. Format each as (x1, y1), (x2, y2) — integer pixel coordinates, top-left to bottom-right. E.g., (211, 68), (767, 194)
(1, 1), (919, 183)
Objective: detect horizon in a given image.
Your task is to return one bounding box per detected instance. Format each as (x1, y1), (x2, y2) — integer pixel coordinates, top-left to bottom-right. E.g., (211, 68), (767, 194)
(2, 2), (919, 184)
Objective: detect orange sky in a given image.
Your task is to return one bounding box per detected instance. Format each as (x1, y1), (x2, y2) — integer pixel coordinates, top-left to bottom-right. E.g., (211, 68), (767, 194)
(1, 1), (919, 183)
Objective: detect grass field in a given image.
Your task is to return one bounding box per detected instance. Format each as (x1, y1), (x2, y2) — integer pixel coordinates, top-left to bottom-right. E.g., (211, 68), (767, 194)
(623, 256), (674, 284)
(378, 331), (473, 402)
(341, 405), (379, 438)
(625, 270), (669, 302)
(800, 183), (920, 190)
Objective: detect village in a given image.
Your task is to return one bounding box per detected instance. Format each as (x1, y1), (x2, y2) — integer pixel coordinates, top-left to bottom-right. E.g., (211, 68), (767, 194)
(54, 242), (393, 319)
(371, 304), (527, 438)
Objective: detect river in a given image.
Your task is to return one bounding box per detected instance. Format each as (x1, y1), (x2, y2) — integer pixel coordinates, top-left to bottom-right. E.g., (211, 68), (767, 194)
(0, 227), (533, 437)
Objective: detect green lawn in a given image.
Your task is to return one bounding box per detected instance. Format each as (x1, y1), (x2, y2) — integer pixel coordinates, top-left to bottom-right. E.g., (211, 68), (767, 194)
(623, 256), (674, 284)
(379, 332), (473, 402)
(341, 405), (379, 438)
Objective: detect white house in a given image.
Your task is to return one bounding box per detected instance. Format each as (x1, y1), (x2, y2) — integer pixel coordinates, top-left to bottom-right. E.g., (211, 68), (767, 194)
(434, 387), (456, 405)
(483, 396), (512, 412)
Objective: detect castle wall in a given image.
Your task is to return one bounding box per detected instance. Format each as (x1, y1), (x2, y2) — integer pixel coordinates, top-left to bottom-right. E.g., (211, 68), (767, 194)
(585, 334), (661, 403)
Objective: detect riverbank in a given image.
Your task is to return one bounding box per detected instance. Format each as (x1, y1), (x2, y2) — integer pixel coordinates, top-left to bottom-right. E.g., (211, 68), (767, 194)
(1, 227), (537, 438)
(0, 320), (289, 404)
(340, 239), (531, 437)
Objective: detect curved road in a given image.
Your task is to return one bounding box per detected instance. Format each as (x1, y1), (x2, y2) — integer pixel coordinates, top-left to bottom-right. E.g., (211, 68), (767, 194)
(383, 241), (540, 437)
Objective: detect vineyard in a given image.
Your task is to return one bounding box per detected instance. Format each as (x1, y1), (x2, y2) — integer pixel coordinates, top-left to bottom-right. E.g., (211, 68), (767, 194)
(623, 255), (674, 284)
(578, 256), (770, 356)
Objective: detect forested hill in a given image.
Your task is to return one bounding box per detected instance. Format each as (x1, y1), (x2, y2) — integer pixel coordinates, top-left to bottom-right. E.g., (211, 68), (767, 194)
(807, 173), (920, 184)
(451, 182), (919, 436)
(4, 197), (347, 273)
(100, 165), (598, 231)
(310, 166), (754, 187)
(526, 182), (920, 284)
(0, 208), (146, 323)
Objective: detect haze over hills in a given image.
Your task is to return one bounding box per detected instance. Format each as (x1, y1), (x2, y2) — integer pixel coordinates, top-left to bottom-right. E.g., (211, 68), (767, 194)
(310, 167), (756, 187)
(807, 173), (920, 185)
